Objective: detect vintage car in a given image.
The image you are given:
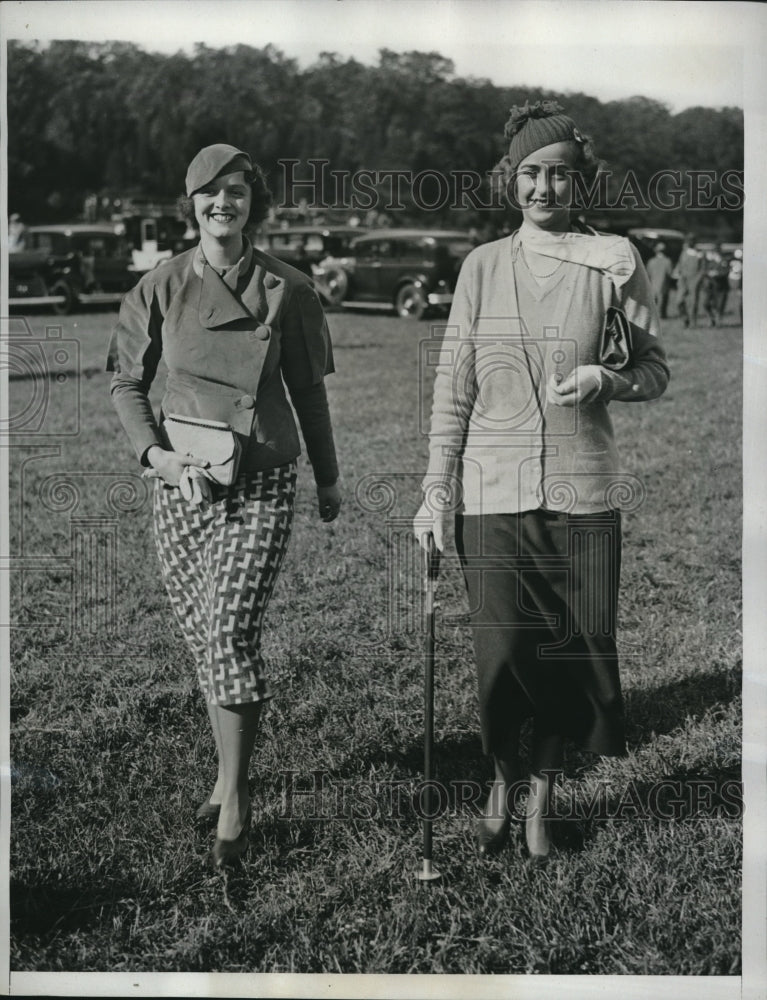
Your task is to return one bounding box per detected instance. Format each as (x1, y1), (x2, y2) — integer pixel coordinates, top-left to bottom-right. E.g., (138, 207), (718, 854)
(8, 224), (139, 314)
(255, 224), (364, 276)
(626, 227), (686, 268)
(313, 228), (475, 319)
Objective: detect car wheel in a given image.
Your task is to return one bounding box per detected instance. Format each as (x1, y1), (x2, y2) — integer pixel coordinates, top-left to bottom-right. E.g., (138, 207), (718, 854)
(395, 282), (427, 320)
(50, 279), (76, 316)
(319, 266), (349, 306)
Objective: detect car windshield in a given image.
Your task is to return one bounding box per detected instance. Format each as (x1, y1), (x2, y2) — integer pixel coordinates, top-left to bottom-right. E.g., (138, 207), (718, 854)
(29, 232), (69, 255)
(440, 239), (473, 257)
(415, 237), (473, 258)
(323, 234), (355, 255)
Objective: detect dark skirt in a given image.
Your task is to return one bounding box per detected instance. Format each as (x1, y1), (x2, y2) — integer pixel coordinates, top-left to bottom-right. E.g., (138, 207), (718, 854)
(152, 463), (297, 706)
(455, 509), (627, 758)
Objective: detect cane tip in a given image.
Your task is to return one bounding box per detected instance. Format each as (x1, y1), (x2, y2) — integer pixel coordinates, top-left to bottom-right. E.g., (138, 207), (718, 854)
(415, 861), (442, 884)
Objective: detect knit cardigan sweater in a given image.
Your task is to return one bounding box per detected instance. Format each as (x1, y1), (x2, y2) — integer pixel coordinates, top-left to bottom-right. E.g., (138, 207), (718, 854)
(424, 232), (670, 515)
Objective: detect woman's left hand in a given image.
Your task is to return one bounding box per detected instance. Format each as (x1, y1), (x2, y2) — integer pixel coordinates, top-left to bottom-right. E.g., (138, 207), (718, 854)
(317, 482), (341, 522)
(547, 365), (603, 407)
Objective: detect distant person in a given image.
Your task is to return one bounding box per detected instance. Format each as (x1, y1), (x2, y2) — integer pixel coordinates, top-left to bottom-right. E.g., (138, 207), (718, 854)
(728, 248), (743, 323)
(8, 213), (26, 252)
(107, 144), (341, 868)
(675, 234), (704, 327)
(646, 242), (673, 318)
(713, 244), (732, 323)
(414, 100), (669, 863)
(701, 248), (729, 327)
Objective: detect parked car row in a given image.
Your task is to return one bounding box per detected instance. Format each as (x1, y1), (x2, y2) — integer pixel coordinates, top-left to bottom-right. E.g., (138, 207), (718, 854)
(9, 220), (475, 320)
(254, 224), (362, 276)
(312, 229), (474, 319)
(8, 224), (139, 314)
(10, 219), (738, 323)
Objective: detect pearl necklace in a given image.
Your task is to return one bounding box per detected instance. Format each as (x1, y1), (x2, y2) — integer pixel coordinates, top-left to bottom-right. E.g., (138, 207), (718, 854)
(521, 243), (562, 279)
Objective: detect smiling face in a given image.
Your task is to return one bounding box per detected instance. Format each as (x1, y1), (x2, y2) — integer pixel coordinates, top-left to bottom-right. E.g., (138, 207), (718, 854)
(514, 140), (580, 232)
(192, 170), (252, 244)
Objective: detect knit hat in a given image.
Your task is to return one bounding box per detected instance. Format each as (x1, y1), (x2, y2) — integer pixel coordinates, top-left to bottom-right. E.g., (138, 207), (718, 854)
(185, 144), (253, 196)
(504, 100), (583, 172)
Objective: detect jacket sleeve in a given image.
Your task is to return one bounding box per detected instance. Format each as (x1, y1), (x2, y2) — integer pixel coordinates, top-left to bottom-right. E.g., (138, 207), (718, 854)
(279, 281), (339, 486)
(105, 276), (165, 465)
(598, 244), (671, 403)
(421, 252), (477, 507)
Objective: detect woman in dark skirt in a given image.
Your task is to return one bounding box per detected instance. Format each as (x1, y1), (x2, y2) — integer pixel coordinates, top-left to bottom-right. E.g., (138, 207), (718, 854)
(414, 102), (669, 861)
(107, 144), (341, 867)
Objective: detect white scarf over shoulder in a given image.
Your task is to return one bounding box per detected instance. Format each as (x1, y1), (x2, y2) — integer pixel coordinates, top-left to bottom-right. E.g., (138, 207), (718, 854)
(515, 221), (636, 291)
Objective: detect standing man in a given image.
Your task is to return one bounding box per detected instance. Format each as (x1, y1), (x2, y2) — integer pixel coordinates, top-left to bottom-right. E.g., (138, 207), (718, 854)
(646, 242), (673, 319)
(8, 213), (26, 252)
(675, 234), (704, 327)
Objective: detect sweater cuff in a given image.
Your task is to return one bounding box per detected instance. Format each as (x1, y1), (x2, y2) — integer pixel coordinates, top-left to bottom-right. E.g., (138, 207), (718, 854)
(598, 368), (642, 402)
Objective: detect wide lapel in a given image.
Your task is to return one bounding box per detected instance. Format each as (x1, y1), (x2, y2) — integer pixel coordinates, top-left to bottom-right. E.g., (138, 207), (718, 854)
(198, 266), (254, 329)
(249, 249), (287, 320)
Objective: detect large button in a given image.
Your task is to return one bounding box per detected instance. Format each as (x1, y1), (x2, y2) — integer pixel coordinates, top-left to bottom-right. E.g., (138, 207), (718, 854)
(251, 324), (271, 341)
(238, 394), (256, 409)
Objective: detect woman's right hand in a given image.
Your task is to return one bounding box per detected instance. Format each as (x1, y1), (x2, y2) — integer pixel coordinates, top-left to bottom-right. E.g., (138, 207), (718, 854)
(413, 502), (447, 552)
(142, 446), (210, 487)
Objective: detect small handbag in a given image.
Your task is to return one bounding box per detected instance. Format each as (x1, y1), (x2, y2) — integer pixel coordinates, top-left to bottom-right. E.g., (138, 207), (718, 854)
(162, 414), (242, 486)
(600, 306), (633, 371)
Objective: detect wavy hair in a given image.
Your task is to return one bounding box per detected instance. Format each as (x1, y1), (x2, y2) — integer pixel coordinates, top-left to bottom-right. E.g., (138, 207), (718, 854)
(178, 162), (273, 229)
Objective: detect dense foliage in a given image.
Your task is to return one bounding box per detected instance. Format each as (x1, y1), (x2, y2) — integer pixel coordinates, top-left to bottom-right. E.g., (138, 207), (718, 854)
(8, 41), (744, 237)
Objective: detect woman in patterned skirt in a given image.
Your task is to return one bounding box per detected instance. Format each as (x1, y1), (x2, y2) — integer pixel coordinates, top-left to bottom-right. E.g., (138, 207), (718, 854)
(107, 144), (341, 867)
(414, 102), (669, 862)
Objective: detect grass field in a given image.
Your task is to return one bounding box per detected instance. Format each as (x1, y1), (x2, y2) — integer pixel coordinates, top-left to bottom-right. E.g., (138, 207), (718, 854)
(8, 301), (742, 976)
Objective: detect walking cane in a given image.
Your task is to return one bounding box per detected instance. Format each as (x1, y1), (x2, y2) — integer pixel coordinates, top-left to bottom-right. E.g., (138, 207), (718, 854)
(416, 531), (442, 884)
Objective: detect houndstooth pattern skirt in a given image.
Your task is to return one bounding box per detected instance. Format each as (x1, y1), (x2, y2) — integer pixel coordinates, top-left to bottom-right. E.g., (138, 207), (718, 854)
(152, 463), (297, 706)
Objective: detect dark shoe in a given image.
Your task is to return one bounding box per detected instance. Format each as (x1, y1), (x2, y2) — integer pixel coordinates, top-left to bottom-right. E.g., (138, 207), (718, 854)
(477, 814), (511, 856)
(527, 850), (550, 870)
(195, 796), (221, 824)
(210, 805), (252, 869)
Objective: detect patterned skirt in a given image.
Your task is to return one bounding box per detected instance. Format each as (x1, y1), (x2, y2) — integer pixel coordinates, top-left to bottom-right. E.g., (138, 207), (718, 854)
(152, 463), (297, 706)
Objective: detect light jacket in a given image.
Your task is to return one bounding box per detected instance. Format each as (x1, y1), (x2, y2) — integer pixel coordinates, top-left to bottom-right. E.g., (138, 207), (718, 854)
(106, 243), (338, 486)
(424, 231), (670, 515)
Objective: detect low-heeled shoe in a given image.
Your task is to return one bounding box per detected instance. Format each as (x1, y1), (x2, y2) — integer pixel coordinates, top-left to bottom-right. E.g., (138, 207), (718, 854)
(210, 805), (252, 869)
(195, 797), (221, 824)
(477, 814), (511, 856)
(525, 819), (554, 868)
(527, 850), (551, 869)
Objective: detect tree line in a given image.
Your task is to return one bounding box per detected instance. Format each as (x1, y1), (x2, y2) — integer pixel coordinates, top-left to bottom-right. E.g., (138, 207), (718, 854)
(7, 41), (744, 238)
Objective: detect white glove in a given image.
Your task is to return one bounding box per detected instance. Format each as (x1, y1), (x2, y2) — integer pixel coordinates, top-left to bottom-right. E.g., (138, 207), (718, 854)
(413, 502), (447, 552)
(179, 466), (215, 505)
(547, 365), (603, 407)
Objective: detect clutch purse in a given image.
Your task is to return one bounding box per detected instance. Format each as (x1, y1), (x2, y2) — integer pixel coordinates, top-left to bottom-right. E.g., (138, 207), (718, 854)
(600, 307), (633, 371)
(162, 414), (242, 486)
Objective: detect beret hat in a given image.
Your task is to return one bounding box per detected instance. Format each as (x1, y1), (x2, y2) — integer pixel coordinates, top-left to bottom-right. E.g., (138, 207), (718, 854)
(185, 144), (253, 196)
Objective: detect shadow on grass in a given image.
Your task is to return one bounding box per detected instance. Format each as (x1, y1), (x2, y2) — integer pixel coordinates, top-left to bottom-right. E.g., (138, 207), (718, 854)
(10, 879), (137, 938)
(572, 762), (743, 844)
(398, 661), (739, 772)
(361, 662), (739, 788)
(623, 663), (740, 745)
